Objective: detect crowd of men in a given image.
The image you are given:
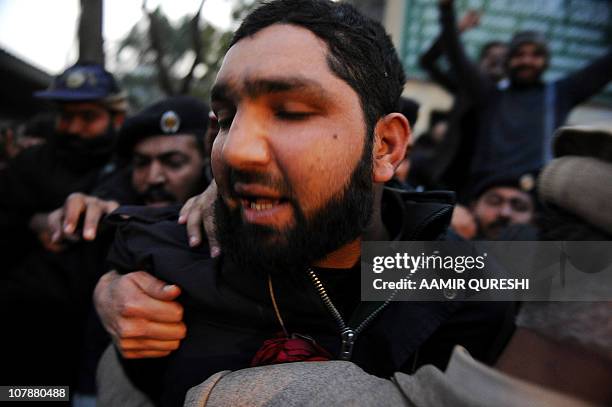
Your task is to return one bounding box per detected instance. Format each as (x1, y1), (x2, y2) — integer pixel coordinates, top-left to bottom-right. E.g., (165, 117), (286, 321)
(1, 0), (611, 406)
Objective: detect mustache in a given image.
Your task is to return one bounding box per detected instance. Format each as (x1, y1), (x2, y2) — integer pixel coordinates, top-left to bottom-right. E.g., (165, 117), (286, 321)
(488, 216), (510, 231)
(227, 169), (293, 198)
(140, 184), (177, 203)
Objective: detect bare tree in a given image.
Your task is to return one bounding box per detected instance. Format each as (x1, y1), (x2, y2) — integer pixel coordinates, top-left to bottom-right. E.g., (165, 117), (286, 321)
(142, 0), (206, 95)
(181, 0), (207, 94)
(78, 0), (105, 65)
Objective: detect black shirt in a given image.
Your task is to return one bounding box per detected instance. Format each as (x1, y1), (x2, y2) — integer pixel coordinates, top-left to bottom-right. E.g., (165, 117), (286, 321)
(106, 188), (512, 407)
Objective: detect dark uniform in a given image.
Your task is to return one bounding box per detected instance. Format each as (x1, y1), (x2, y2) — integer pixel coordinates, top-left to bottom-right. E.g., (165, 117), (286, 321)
(105, 188), (513, 407)
(92, 95), (212, 205)
(0, 64), (126, 394)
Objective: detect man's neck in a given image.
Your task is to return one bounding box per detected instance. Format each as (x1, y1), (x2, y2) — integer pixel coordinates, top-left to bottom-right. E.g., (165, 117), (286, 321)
(496, 328), (612, 405)
(313, 238), (362, 269)
(313, 188), (387, 269)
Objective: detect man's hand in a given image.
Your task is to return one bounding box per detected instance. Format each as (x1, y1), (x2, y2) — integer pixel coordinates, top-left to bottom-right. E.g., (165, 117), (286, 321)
(28, 212), (66, 253)
(451, 204), (477, 240)
(458, 9), (481, 33)
(57, 192), (119, 242)
(178, 180), (220, 257)
(93, 270), (187, 359)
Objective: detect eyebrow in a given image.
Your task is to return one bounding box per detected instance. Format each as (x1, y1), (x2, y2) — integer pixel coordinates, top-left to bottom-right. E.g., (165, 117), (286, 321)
(211, 76), (329, 103)
(133, 151), (189, 160)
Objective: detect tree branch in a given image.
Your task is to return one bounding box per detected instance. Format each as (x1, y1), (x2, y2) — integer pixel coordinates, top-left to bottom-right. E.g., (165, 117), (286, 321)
(180, 0), (206, 94)
(143, 2), (175, 95)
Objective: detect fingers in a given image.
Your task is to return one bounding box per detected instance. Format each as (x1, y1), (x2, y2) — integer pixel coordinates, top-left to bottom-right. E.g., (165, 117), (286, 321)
(94, 270), (187, 359)
(63, 193), (120, 240)
(82, 201), (104, 240)
(47, 209), (65, 243)
(180, 182), (219, 250)
(118, 338), (182, 352)
(62, 193), (87, 236)
(130, 271), (182, 302)
(115, 319), (187, 341)
(83, 199), (119, 240)
(178, 196), (195, 224)
(186, 203), (203, 247)
(118, 288), (184, 323)
(180, 195), (204, 247)
(122, 350), (174, 359)
(204, 216), (220, 257)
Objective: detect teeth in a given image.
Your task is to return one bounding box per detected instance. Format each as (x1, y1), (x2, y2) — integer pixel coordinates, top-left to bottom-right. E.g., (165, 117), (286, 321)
(250, 201), (275, 211)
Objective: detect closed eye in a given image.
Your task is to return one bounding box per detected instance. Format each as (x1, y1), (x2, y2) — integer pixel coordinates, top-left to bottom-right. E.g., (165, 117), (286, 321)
(275, 111), (313, 121)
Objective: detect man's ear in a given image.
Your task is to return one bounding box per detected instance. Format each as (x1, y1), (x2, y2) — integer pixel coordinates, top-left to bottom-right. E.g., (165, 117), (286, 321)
(372, 113), (411, 183)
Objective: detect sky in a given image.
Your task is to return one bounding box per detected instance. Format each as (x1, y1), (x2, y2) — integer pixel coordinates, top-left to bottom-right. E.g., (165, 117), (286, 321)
(0, 0), (235, 74)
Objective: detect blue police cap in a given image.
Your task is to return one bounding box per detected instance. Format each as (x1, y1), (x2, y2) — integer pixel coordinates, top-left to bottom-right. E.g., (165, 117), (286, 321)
(117, 95), (209, 156)
(35, 63), (124, 102)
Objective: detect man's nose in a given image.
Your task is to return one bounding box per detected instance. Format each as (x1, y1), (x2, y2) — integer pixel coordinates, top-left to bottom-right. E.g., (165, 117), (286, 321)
(221, 108), (271, 171)
(65, 117), (85, 134)
(146, 160), (166, 185)
(499, 202), (514, 218)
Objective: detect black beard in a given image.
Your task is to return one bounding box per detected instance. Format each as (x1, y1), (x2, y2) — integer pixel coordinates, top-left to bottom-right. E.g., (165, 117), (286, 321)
(509, 66), (543, 87)
(138, 184), (177, 205)
(215, 138), (374, 276)
(54, 123), (117, 170)
(479, 216), (511, 240)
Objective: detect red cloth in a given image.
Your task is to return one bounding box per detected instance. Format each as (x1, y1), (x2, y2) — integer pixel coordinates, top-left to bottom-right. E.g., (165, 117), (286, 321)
(251, 333), (332, 367)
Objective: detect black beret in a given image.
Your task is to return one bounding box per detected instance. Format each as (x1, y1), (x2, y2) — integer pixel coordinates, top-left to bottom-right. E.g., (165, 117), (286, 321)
(469, 170), (538, 202)
(118, 95), (209, 156)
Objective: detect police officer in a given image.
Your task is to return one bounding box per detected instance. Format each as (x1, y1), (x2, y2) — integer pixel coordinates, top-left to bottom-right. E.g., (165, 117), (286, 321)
(49, 95), (210, 244)
(0, 63), (127, 391)
(0, 63), (127, 263)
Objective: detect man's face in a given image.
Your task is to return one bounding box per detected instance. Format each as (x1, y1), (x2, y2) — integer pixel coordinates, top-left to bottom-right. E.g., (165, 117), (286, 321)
(131, 135), (205, 207)
(508, 43), (547, 85)
(472, 187), (534, 239)
(211, 24), (374, 272)
(479, 44), (508, 82)
(56, 102), (113, 139)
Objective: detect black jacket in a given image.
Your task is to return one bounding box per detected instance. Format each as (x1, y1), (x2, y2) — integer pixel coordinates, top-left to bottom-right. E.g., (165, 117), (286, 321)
(106, 188), (513, 407)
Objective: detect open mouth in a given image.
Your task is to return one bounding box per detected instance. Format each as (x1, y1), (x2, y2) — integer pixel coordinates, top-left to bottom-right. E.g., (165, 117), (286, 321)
(240, 197), (287, 211)
(231, 182), (293, 225)
(235, 194), (292, 225)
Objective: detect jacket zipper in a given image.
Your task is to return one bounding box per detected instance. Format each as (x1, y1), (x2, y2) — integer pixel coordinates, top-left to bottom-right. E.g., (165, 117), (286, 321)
(307, 268), (397, 361)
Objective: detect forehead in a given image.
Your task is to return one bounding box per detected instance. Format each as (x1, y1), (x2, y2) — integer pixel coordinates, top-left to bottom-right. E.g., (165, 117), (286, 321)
(514, 43), (544, 55)
(485, 45), (507, 56)
(133, 134), (197, 155)
(60, 102), (106, 112)
(215, 24), (352, 99)
(483, 187), (532, 201)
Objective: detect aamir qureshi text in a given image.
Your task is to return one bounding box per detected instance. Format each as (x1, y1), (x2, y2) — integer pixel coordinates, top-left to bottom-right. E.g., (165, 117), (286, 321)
(371, 252), (530, 292)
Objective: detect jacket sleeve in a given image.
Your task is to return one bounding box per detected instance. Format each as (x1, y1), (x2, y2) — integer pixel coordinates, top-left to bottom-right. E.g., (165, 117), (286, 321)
(419, 35), (458, 93)
(438, 2), (494, 104)
(0, 149), (43, 229)
(556, 49), (612, 107)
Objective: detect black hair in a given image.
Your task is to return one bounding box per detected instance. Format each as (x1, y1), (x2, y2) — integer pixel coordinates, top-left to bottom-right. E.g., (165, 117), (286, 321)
(231, 0), (406, 137)
(478, 40), (506, 61)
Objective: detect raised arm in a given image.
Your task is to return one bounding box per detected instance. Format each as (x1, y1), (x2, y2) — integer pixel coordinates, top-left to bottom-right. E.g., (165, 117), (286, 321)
(419, 7), (482, 93)
(557, 49), (612, 107)
(419, 36), (458, 93)
(438, 0), (494, 103)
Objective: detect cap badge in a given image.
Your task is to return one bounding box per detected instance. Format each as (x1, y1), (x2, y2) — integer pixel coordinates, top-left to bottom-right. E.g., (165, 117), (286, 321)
(66, 71), (86, 88)
(519, 173), (535, 192)
(160, 110), (180, 133)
